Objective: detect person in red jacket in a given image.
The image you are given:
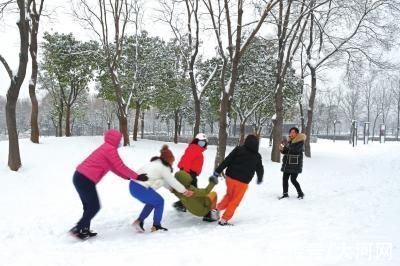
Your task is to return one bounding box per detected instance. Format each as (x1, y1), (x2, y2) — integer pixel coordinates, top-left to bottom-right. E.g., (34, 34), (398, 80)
(69, 129), (148, 240)
(173, 133), (208, 212)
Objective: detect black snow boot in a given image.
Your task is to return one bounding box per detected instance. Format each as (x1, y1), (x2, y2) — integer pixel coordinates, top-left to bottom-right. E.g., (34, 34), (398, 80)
(151, 224), (168, 232)
(297, 193), (304, 199)
(173, 201), (186, 212)
(278, 193), (289, 200)
(218, 219), (234, 226)
(70, 226), (97, 240)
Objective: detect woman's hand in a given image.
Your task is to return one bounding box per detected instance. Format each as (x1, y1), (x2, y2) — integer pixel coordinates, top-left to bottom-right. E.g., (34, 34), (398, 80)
(183, 190), (194, 197)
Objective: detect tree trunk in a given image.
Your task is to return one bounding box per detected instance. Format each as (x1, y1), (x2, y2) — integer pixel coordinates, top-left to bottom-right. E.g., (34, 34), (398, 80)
(28, 3), (41, 144)
(272, 82), (284, 163)
(58, 111), (63, 137)
(5, 3), (30, 171)
(29, 81), (39, 143)
(372, 114), (379, 142)
(178, 115), (183, 136)
(174, 109), (179, 144)
(256, 126), (262, 137)
(133, 101), (140, 141)
(166, 119), (170, 137)
(215, 92), (229, 167)
(304, 67), (317, 157)
(119, 115), (129, 145)
(140, 111), (144, 139)
(233, 116), (237, 137)
(6, 91), (22, 171)
(193, 95), (201, 137)
(239, 120), (246, 144)
(65, 105), (72, 137)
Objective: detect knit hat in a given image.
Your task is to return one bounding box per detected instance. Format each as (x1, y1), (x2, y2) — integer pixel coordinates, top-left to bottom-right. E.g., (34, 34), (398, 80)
(160, 144), (175, 165)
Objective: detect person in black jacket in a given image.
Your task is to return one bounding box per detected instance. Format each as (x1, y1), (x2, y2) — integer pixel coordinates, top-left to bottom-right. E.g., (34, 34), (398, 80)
(211, 134), (264, 226)
(279, 127), (306, 200)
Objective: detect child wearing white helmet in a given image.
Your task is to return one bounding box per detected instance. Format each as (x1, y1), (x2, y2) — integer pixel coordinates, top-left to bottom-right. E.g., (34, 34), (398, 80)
(173, 133), (208, 212)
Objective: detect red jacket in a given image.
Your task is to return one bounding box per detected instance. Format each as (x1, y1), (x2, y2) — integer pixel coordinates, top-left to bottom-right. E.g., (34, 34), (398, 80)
(76, 129), (139, 184)
(177, 143), (205, 176)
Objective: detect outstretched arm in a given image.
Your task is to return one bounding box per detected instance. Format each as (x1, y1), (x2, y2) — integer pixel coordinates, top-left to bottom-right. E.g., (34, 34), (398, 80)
(107, 148), (138, 180)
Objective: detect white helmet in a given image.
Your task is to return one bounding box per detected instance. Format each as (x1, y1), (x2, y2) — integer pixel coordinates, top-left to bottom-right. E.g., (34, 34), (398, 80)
(195, 133), (208, 141)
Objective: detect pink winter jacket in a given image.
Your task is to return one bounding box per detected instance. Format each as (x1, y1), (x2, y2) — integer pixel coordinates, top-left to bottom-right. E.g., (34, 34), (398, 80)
(76, 129), (139, 184)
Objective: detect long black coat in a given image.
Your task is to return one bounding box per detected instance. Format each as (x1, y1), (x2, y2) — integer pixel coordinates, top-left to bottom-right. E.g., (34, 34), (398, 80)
(280, 133), (306, 174)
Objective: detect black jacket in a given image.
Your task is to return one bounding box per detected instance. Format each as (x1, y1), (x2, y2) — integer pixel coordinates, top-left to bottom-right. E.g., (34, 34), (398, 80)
(215, 135), (264, 184)
(281, 133), (306, 174)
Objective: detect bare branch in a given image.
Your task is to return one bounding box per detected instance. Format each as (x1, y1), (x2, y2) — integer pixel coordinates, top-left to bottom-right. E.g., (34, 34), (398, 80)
(239, 0), (279, 59)
(0, 53), (13, 79)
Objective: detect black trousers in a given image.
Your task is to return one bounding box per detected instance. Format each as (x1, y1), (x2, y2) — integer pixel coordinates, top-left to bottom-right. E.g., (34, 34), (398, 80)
(73, 171), (100, 230)
(282, 172), (303, 195)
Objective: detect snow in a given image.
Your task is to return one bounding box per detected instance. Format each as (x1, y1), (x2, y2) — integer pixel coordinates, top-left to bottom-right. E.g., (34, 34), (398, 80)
(307, 58), (317, 68)
(0, 137), (399, 266)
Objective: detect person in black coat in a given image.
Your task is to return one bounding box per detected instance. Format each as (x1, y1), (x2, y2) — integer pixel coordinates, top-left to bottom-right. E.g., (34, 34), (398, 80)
(279, 127), (306, 199)
(212, 134), (264, 225)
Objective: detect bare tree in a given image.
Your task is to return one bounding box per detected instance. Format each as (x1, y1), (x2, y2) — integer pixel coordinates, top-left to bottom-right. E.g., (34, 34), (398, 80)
(371, 90), (382, 141)
(379, 80), (393, 125)
(39, 72), (64, 136)
(302, 0), (400, 157)
(233, 93), (274, 144)
(74, 0), (137, 145)
(341, 83), (361, 135)
(27, 0), (45, 143)
(270, 0), (311, 162)
(0, 0), (30, 171)
(320, 89), (339, 136)
(203, 0), (279, 166)
(124, 0), (143, 141)
(362, 73), (375, 124)
(157, 0), (218, 137)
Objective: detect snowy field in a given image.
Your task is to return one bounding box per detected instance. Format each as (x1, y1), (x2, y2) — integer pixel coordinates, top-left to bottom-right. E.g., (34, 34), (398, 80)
(0, 136), (399, 266)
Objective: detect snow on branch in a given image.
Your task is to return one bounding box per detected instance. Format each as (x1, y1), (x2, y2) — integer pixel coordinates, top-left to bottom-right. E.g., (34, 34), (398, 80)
(243, 93), (273, 119)
(198, 63), (218, 98)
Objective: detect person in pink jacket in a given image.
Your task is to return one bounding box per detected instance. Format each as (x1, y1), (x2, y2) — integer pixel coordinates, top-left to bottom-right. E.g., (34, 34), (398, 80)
(69, 129), (148, 240)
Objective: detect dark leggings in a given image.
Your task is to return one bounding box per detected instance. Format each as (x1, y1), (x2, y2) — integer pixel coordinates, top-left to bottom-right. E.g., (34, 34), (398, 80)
(283, 172), (303, 195)
(73, 171), (100, 230)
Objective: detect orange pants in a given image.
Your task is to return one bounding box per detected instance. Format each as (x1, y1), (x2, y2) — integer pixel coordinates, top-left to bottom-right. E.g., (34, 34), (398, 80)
(217, 176), (248, 221)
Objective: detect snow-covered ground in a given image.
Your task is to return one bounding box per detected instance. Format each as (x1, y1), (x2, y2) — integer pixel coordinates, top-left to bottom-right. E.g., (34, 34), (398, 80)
(0, 136), (398, 266)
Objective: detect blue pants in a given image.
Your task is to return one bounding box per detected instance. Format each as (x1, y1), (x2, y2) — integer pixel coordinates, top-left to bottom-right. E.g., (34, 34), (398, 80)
(73, 171), (100, 230)
(129, 181), (164, 226)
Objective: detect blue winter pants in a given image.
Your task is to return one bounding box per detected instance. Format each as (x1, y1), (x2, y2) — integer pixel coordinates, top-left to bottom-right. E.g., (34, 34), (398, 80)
(129, 181), (164, 226)
(73, 171), (100, 230)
